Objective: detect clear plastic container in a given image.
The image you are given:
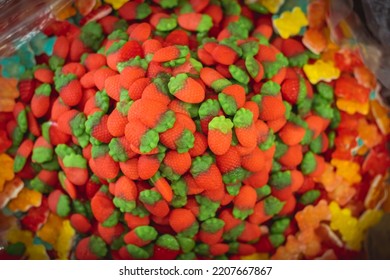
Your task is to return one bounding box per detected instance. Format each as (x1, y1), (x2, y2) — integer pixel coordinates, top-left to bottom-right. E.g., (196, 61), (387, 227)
(0, 0), (71, 56)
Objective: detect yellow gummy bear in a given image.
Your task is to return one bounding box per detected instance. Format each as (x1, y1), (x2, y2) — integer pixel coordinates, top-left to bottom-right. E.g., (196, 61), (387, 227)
(7, 227), (33, 245)
(331, 159), (362, 184)
(336, 98), (370, 115)
(7, 187), (42, 212)
(303, 59), (341, 84)
(358, 209), (383, 232)
(27, 244), (49, 260)
(256, 0), (285, 14)
(54, 220), (76, 260)
(0, 153), (15, 192)
(105, 0), (128, 9)
(37, 213), (64, 246)
(329, 202), (360, 247)
(273, 7), (308, 39)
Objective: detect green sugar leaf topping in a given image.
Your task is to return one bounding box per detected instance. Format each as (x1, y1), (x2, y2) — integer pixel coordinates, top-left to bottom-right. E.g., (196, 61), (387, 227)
(223, 223), (245, 241)
(229, 65), (250, 84)
(269, 234), (285, 248)
(139, 189), (162, 205)
(113, 198), (136, 213)
(222, 0), (241, 15)
(288, 52), (309, 67)
(80, 21), (104, 51)
(269, 171), (291, 190)
(301, 151), (316, 175)
(102, 210), (120, 227)
(106, 40), (126, 55)
(256, 185), (271, 200)
(63, 153), (87, 168)
(126, 244), (149, 259)
(134, 226), (158, 241)
(261, 81), (280, 96)
(177, 237), (195, 253)
(159, 0), (178, 8)
(168, 73), (187, 95)
(270, 218), (290, 234)
(175, 129), (195, 153)
(310, 135), (323, 154)
(233, 208), (254, 220)
(108, 138), (128, 162)
(32, 147), (53, 164)
(156, 17), (177, 32)
(201, 218), (225, 233)
(197, 15), (213, 32)
(241, 41), (259, 58)
(69, 112), (86, 137)
(136, 3), (152, 20)
(196, 195), (220, 221)
(107, 29), (129, 41)
(156, 234), (179, 251)
(210, 78), (232, 92)
(208, 116), (233, 134)
(53, 71), (76, 92)
(89, 236), (108, 258)
(55, 144), (75, 161)
(140, 129), (159, 153)
(177, 221), (199, 238)
(190, 155), (213, 176)
(233, 108), (253, 128)
(245, 56), (260, 79)
(35, 83), (51, 96)
(316, 82), (334, 102)
(198, 99), (221, 119)
(226, 183), (241, 196)
(264, 196), (285, 216)
(91, 144), (109, 159)
(299, 190), (321, 205)
(57, 194), (71, 217)
(85, 111), (104, 134)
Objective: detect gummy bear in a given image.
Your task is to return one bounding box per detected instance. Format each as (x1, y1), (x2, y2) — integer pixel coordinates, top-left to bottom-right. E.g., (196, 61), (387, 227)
(302, 28), (327, 55)
(0, 177), (24, 209)
(7, 187), (42, 212)
(357, 118), (382, 148)
(331, 159), (362, 185)
(273, 7), (308, 39)
(0, 77), (19, 112)
(336, 98), (369, 115)
(297, 229), (322, 258)
(258, 0), (285, 13)
(54, 220), (76, 260)
(37, 213), (64, 246)
(295, 200), (330, 231)
(0, 153), (15, 192)
(303, 60), (340, 84)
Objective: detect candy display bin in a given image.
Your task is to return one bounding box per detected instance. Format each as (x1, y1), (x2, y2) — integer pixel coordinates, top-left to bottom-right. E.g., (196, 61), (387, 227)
(0, 0), (389, 260)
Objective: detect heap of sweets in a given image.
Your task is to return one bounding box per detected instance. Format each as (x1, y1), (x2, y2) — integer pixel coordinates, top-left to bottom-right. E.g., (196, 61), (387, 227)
(0, 0), (389, 260)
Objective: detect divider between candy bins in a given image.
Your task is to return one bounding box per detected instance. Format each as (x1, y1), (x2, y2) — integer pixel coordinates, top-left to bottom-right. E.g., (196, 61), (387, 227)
(0, 0), (389, 260)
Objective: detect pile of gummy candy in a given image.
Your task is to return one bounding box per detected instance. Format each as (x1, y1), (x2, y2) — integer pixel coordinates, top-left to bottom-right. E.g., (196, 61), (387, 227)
(0, 0), (389, 260)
